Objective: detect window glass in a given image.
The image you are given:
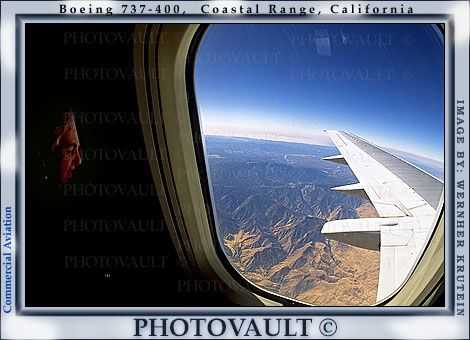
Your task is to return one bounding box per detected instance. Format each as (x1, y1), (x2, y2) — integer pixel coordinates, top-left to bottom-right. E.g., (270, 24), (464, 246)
(194, 24), (444, 306)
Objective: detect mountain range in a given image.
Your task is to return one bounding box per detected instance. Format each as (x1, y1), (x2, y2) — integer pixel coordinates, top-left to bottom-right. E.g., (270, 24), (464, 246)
(206, 135), (380, 306)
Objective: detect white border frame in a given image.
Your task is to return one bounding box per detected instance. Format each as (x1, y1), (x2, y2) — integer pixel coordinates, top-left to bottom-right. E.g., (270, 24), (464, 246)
(1, 1), (468, 339)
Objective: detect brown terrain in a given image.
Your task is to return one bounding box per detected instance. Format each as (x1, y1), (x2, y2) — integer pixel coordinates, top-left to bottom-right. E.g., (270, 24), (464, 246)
(224, 202), (380, 306)
(207, 136), (381, 306)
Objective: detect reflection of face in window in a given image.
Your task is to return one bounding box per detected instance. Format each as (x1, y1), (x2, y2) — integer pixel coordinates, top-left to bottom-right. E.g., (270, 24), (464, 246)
(51, 112), (82, 183)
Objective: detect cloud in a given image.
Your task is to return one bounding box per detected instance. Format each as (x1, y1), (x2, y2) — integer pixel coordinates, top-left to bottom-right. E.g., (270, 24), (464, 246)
(203, 119), (333, 146)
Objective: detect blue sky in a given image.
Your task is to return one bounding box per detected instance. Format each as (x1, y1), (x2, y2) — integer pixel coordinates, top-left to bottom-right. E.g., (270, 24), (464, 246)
(194, 24), (444, 162)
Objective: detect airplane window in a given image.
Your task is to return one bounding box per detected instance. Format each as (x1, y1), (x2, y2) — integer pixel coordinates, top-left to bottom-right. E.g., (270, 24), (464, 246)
(194, 24), (444, 306)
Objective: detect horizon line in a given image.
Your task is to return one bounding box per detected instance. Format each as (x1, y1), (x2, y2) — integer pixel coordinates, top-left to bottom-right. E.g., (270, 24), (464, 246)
(204, 132), (444, 165)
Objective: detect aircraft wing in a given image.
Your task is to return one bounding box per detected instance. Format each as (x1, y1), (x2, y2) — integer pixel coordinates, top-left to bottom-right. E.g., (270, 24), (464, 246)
(321, 130), (443, 302)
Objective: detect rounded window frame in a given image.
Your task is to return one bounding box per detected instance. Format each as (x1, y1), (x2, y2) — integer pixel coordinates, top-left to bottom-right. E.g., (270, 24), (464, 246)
(185, 23), (446, 307)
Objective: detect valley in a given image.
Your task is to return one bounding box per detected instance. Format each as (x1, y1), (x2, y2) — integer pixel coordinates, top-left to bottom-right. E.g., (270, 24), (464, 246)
(206, 135), (380, 306)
